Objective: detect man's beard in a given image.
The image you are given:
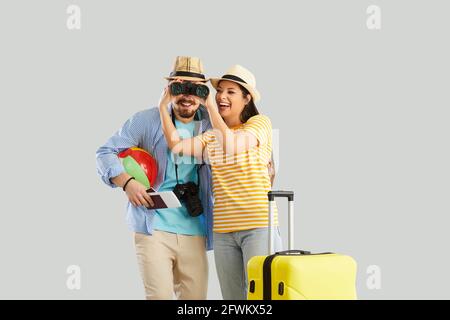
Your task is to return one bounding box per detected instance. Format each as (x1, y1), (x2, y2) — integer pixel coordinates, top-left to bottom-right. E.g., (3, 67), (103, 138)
(175, 97), (198, 118)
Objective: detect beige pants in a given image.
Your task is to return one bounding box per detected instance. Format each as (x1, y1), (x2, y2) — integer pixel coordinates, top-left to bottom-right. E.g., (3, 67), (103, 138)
(134, 230), (208, 300)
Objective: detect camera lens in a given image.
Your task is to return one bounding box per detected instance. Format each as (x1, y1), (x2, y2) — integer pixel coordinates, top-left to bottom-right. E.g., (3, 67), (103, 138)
(187, 200), (203, 217)
(173, 182), (203, 217)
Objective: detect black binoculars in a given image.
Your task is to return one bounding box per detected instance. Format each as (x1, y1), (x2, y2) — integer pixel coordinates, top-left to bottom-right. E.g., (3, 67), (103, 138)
(170, 82), (209, 99)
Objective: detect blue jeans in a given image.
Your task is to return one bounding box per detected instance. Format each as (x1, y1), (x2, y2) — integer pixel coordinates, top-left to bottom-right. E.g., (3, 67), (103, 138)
(213, 227), (283, 300)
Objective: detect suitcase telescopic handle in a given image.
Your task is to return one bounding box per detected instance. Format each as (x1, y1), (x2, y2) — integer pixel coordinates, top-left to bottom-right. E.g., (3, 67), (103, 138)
(268, 191), (294, 201)
(268, 191), (295, 255)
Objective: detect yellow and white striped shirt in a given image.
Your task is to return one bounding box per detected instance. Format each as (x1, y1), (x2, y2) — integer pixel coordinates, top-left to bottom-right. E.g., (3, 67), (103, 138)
(197, 115), (278, 233)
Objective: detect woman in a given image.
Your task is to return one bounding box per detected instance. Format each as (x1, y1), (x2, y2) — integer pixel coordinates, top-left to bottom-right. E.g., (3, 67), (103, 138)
(159, 64), (282, 300)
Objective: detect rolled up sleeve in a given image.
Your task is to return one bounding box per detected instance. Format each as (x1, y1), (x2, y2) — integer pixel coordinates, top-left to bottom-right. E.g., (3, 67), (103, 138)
(96, 111), (147, 188)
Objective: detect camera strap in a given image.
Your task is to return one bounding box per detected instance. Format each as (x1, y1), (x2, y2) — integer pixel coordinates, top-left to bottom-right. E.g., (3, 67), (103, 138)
(174, 163), (202, 187)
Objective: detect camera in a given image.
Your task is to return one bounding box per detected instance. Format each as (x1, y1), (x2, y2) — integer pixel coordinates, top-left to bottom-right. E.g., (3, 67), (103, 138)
(170, 82), (210, 99)
(173, 182), (203, 217)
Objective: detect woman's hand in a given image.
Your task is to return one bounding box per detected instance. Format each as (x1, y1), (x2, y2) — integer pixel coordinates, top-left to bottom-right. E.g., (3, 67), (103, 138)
(159, 79), (182, 110)
(158, 85), (172, 110)
(268, 159), (275, 187)
(204, 91), (216, 111)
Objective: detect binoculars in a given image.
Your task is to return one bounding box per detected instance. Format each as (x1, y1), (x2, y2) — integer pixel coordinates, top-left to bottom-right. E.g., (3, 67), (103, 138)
(170, 82), (209, 99)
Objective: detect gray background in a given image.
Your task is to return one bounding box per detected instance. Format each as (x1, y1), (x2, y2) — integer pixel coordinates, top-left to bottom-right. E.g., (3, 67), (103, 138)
(0, 0), (449, 299)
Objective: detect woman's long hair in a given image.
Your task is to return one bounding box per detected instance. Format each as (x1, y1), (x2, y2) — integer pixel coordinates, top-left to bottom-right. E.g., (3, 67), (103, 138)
(237, 84), (259, 123)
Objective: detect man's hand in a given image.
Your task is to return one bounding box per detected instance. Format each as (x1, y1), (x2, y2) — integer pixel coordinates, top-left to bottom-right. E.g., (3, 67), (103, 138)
(125, 179), (155, 208)
(112, 173), (155, 208)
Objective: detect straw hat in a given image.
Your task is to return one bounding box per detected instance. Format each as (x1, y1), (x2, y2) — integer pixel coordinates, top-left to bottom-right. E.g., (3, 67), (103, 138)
(164, 56), (208, 82)
(210, 65), (260, 102)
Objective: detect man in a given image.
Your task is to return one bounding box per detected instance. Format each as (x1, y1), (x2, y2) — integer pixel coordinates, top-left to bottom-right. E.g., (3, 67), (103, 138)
(96, 56), (214, 300)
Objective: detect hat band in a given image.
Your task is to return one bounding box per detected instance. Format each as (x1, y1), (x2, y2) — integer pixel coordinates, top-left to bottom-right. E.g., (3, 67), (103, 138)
(169, 71), (206, 79)
(222, 74), (247, 84)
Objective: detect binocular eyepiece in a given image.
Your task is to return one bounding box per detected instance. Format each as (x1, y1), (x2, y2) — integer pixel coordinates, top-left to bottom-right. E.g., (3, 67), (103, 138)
(170, 82), (209, 99)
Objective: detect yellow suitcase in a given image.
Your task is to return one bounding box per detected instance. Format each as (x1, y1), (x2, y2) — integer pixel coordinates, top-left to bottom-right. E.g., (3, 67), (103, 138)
(247, 191), (357, 300)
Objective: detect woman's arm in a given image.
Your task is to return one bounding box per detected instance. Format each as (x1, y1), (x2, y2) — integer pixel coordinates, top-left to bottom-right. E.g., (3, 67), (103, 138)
(159, 86), (204, 158)
(204, 94), (258, 155)
(268, 156), (276, 187)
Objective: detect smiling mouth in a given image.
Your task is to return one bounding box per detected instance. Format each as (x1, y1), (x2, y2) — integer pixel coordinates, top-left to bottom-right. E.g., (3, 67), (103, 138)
(178, 99), (195, 107)
(218, 102), (231, 110)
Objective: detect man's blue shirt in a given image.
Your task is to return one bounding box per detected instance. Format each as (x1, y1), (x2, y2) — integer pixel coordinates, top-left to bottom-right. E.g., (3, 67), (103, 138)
(95, 105), (214, 250)
(154, 120), (205, 236)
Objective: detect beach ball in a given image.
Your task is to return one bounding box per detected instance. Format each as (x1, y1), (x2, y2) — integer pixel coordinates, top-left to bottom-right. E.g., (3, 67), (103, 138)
(118, 147), (157, 188)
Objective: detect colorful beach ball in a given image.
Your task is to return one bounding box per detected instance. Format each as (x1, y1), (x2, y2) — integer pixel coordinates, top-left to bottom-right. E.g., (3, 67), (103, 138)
(118, 147), (157, 188)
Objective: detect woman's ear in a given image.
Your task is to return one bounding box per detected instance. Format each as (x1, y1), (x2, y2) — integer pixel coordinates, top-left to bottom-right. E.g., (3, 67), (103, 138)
(245, 94), (252, 105)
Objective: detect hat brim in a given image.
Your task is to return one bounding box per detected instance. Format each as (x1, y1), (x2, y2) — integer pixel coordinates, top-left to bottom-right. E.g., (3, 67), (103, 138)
(165, 76), (209, 82)
(210, 78), (260, 102)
